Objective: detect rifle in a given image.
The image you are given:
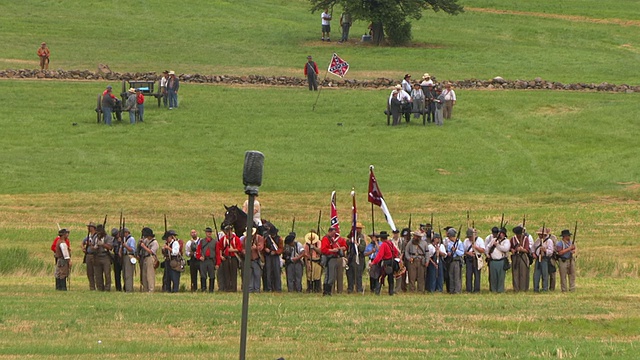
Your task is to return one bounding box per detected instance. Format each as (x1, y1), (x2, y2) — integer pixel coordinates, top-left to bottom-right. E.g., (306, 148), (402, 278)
(573, 221), (578, 245)
(408, 213), (412, 230)
(291, 216), (296, 234)
(212, 214), (220, 242)
(500, 213), (504, 229)
(466, 210), (470, 228)
(103, 214), (108, 228)
(164, 214), (168, 233)
(316, 210), (322, 237)
(538, 222), (547, 264)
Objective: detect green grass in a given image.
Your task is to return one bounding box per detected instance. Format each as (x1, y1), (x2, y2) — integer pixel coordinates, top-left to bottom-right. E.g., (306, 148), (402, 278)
(0, 277), (638, 359)
(1, 1), (639, 83)
(1, 1), (639, 358)
(1, 80), (638, 195)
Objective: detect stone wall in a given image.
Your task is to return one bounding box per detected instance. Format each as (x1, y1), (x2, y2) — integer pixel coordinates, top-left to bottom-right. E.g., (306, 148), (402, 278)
(1, 68), (637, 93)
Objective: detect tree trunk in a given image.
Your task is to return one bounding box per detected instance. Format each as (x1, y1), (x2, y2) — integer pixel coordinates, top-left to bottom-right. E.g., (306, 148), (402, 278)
(372, 21), (384, 45)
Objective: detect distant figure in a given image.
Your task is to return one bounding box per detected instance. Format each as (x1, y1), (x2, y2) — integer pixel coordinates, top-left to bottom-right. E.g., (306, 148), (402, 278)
(321, 8), (332, 42)
(304, 56), (319, 91)
(389, 90), (402, 126)
(101, 85), (116, 126)
(124, 88), (137, 124)
(167, 71), (179, 109)
(160, 70), (169, 107)
(339, 12), (352, 43)
(442, 82), (457, 119)
(411, 83), (425, 119)
(136, 88), (145, 122)
(434, 87), (444, 126)
(37, 42), (50, 70)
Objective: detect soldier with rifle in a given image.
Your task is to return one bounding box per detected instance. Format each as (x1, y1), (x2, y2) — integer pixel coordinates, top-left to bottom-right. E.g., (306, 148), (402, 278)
(446, 227), (464, 294)
(82, 221), (98, 290)
(217, 224), (242, 292)
(121, 227), (136, 292)
(556, 224), (577, 292)
(53, 228), (72, 291)
(304, 230), (322, 293)
(262, 224), (284, 292)
(463, 228), (485, 293)
(426, 233), (446, 292)
(510, 224), (532, 292)
(395, 228), (411, 293)
(196, 227), (219, 293)
(320, 227), (346, 296)
(484, 226), (500, 291)
(346, 223), (367, 294)
(93, 221), (114, 291)
(247, 227), (265, 293)
(185, 229), (201, 292)
(111, 227), (123, 291)
(283, 232), (306, 292)
(487, 227), (511, 293)
(532, 226), (554, 292)
(405, 230), (428, 292)
(139, 227), (159, 292)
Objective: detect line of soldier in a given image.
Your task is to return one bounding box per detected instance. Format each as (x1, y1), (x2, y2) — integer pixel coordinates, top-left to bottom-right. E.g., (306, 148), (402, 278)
(51, 221), (576, 294)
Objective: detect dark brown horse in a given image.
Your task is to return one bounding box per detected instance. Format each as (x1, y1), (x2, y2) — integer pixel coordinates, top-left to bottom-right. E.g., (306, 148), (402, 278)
(221, 204), (279, 238)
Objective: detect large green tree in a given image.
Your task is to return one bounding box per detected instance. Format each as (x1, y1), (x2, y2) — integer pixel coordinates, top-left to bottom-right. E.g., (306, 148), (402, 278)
(310, 0), (463, 45)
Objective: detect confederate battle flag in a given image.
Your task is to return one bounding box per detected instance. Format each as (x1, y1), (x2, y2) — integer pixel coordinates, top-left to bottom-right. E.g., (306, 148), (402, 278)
(368, 165), (397, 232)
(328, 53), (349, 78)
(330, 191), (340, 235)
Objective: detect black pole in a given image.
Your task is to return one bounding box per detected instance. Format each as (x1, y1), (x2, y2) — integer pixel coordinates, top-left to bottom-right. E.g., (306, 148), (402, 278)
(371, 202), (375, 235)
(239, 195), (255, 360)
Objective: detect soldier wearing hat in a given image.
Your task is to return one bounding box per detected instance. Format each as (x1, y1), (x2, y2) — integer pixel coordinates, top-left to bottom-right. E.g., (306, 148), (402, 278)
(556, 229), (576, 292)
(263, 224), (284, 292)
(161, 230), (181, 293)
(101, 85), (121, 125)
(486, 227), (511, 293)
(196, 227), (219, 292)
(426, 233), (446, 292)
(510, 225), (532, 292)
(82, 222), (98, 290)
(185, 229), (202, 292)
(463, 228), (486, 293)
(37, 42), (50, 70)
(364, 232), (380, 292)
(304, 56), (319, 91)
(111, 227), (124, 291)
(446, 227), (464, 294)
(53, 229), (71, 290)
(346, 223), (367, 294)
(370, 231), (399, 296)
(120, 227), (136, 292)
(283, 232), (305, 292)
(320, 227), (347, 296)
(167, 71), (179, 109)
(139, 227), (159, 292)
(92, 224), (114, 291)
(304, 231), (322, 293)
(532, 227), (555, 292)
(217, 225), (242, 292)
(246, 227), (265, 293)
(395, 228), (411, 293)
(405, 230), (428, 292)
(124, 88), (138, 124)
(484, 226), (500, 291)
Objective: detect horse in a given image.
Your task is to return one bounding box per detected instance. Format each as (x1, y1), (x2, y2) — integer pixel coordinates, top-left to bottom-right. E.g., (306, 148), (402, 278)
(221, 205), (283, 240)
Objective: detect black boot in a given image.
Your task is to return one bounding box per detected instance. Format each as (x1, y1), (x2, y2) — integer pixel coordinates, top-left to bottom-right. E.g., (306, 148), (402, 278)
(306, 280), (312, 293)
(314, 280), (321, 293)
(55, 278), (61, 290)
(209, 279), (214, 293)
(323, 283), (331, 296)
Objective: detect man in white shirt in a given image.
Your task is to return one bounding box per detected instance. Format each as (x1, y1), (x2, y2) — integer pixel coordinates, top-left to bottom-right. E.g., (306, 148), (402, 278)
(463, 228), (485, 293)
(321, 9), (332, 42)
(163, 230), (182, 293)
(185, 229), (201, 292)
(160, 70), (169, 107)
(442, 82), (457, 119)
(486, 227), (510, 293)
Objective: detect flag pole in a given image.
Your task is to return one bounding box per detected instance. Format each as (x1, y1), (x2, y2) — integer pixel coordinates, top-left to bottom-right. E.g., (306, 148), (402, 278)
(371, 202), (375, 235)
(312, 58), (333, 111)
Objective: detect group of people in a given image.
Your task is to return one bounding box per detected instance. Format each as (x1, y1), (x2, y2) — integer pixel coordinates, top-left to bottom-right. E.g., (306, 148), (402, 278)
(50, 216), (577, 296)
(388, 73), (457, 126)
(318, 8), (354, 43)
(160, 70), (180, 109)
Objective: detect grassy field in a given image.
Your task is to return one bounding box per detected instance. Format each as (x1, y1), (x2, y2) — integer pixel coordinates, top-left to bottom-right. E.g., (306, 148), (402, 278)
(1, 0), (639, 358)
(1, 0), (639, 83)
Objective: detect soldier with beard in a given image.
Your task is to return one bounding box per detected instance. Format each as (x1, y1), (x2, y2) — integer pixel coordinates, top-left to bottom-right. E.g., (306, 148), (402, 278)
(405, 230), (428, 292)
(196, 228), (219, 292)
(346, 223), (367, 294)
(92, 225), (114, 291)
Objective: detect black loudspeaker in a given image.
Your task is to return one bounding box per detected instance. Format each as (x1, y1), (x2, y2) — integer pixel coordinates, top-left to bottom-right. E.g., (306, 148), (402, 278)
(243, 151), (264, 195)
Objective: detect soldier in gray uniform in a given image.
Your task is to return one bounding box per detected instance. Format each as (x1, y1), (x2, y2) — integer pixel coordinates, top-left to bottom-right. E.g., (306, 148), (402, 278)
(82, 222), (97, 290)
(283, 232), (305, 292)
(346, 223), (367, 294)
(405, 230), (428, 292)
(92, 224), (114, 291)
(121, 228), (137, 292)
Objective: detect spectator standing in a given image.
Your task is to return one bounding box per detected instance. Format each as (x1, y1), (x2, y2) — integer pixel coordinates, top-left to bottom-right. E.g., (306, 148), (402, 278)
(411, 83), (425, 119)
(339, 12), (352, 43)
(160, 70), (169, 107)
(136, 88), (145, 122)
(167, 71), (179, 109)
(321, 9), (332, 42)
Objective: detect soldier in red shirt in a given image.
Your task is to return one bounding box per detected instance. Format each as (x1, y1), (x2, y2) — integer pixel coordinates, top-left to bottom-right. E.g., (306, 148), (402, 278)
(216, 225), (242, 292)
(371, 231), (399, 295)
(320, 227), (347, 296)
(196, 228), (219, 292)
(136, 89), (145, 122)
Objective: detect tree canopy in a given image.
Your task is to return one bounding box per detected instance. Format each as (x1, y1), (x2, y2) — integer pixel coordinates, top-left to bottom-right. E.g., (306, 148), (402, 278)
(309, 0), (464, 45)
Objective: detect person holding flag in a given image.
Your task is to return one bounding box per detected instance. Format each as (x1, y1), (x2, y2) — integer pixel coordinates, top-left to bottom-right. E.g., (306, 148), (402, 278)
(346, 190), (366, 294)
(368, 165), (397, 232)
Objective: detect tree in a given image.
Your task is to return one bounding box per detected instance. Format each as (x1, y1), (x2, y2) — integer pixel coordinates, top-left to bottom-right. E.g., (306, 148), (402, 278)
(309, 0), (463, 46)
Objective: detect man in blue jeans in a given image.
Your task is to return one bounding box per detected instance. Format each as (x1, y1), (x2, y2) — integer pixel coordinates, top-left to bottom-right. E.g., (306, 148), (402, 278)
(167, 71), (179, 109)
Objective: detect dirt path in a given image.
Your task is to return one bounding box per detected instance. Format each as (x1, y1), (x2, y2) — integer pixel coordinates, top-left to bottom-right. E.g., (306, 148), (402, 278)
(466, 7), (640, 27)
